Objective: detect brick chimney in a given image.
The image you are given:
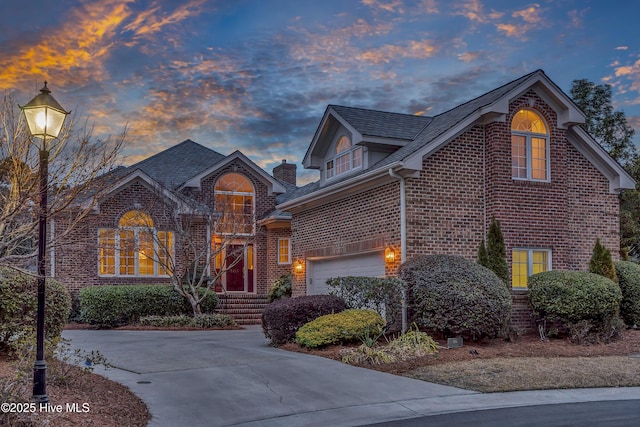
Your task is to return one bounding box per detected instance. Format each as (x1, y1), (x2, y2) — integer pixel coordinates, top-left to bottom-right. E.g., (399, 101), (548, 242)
(273, 159), (297, 186)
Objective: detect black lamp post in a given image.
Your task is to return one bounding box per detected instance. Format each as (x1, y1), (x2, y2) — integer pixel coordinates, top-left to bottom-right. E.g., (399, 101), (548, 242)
(20, 81), (69, 403)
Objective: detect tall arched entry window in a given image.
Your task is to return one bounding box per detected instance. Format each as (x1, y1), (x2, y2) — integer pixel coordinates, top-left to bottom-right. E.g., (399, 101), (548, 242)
(98, 210), (173, 277)
(511, 109), (549, 181)
(213, 173), (255, 292)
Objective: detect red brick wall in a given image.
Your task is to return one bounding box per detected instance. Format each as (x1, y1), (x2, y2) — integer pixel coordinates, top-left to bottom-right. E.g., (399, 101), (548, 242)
(54, 179), (179, 295)
(290, 92), (621, 331)
(404, 125), (486, 260)
(265, 227), (293, 290)
(290, 182), (401, 296)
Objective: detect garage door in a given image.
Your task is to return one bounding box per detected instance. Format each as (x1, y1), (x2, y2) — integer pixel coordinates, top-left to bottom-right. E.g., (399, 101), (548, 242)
(307, 251), (385, 295)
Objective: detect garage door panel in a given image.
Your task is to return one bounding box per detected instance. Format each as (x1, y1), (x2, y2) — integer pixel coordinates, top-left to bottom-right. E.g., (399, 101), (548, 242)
(308, 252), (384, 295)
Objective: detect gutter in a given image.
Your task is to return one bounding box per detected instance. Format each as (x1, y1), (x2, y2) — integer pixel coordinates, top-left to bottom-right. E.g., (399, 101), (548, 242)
(388, 169), (406, 263)
(388, 168), (408, 332)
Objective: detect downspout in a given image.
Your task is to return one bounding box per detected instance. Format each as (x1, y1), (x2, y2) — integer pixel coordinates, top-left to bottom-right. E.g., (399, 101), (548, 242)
(388, 168), (407, 332)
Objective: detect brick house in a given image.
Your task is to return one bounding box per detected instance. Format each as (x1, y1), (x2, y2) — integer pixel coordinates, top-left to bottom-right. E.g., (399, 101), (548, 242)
(54, 69), (634, 327)
(277, 69), (635, 329)
(53, 140), (298, 323)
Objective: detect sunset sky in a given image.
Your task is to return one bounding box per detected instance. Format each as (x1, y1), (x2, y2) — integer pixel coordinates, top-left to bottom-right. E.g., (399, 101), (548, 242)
(1, 0), (639, 184)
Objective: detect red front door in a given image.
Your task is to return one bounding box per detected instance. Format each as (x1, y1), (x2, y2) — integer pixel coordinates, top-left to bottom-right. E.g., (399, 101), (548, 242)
(225, 245), (245, 292)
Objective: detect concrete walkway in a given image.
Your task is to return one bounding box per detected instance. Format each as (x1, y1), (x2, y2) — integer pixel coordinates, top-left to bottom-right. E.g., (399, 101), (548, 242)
(63, 327), (640, 427)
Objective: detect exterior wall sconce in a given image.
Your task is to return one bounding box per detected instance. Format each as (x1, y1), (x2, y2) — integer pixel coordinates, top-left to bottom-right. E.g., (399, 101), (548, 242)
(294, 259), (304, 274)
(385, 246), (396, 263)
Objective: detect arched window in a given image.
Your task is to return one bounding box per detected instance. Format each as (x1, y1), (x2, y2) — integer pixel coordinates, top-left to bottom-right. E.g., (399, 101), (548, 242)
(99, 210), (173, 277)
(326, 135), (362, 179)
(511, 109), (549, 181)
(215, 173), (254, 235)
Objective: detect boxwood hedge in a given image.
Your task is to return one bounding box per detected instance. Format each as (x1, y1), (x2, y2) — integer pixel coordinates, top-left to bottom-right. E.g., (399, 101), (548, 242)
(0, 267), (71, 350)
(80, 284), (218, 327)
(400, 254), (512, 340)
(528, 270), (622, 327)
(295, 309), (385, 348)
(261, 295), (346, 345)
(614, 261), (640, 327)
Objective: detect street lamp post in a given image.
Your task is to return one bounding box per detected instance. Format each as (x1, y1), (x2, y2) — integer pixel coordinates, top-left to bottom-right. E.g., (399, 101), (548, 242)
(20, 81), (69, 403)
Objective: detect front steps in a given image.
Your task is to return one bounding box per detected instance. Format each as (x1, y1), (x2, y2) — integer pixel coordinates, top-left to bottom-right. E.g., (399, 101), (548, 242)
(217, 294), (269, 325)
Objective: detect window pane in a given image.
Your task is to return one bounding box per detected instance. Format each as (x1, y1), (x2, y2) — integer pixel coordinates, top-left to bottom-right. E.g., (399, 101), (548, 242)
(352, 147), (362, 168)
(532, 251), (549, 275)
(326, 160), (334, 179)
(215, 194), (253, 234)
(512, 110), (547, 134)
(336, 136), (351, 153)
(278, 238), (290, 264)
(511, 250), (528, 289)
(138, 231), (155, 276)
(215, 173), (253, 192)
(336, 152), (350, 175)
(531, 137), (547, 180)
(119, 230), (135, 275)
(511, 135), (527, 178)
(99, 229), (116, 275)
(119, 210), (153, 227)
(157, 231), (173, 276)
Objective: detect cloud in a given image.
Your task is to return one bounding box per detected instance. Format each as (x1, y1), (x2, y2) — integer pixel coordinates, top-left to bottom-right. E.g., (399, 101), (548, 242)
(495, 4), (545, 39)
(361, 0), (405, 13)
(616, 46), (629, 51)
(356, 40), (437, 64)
(0, 0), (133, 90)
(568, 8), (588, 28)
(454, 0), (503, 24)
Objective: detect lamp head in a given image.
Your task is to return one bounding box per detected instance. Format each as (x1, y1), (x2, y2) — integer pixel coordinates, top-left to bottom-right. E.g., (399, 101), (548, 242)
(20, 81), (70, 140)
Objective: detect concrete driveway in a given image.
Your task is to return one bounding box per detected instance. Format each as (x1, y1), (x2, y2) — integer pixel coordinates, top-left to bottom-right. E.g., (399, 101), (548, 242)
(63, 327), (640, 427)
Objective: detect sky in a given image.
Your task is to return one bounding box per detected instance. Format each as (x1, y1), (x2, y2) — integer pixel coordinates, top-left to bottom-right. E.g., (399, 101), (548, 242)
(1, 0), (640, 185)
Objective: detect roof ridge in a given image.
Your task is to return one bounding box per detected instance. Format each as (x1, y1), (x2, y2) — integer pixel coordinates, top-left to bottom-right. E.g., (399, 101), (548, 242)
(330, 104), (431, 119)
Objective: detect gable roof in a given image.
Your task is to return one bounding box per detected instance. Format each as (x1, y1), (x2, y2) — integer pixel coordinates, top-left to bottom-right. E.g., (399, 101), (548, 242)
(329, 105), (432, 140)
(279, 69), (635, 211)
(181, 150), (287, 195)
(132, 139), (226, 189)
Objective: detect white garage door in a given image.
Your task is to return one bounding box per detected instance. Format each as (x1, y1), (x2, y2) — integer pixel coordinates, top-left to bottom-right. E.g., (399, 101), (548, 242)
(307, 251), (385, 295)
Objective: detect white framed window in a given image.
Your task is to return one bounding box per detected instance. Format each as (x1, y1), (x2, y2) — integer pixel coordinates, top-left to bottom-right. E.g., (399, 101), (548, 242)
(511, 109), (549, 181)
(98, 210), (174, 277)
(325, 135), (362, 180)
(277, 238), (291, 264)
(214, 173), (255, 235)
(511, 248), (552, 289)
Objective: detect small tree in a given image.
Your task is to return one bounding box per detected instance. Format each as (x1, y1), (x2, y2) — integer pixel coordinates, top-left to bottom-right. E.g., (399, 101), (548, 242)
(477, 239), (488, 267)
(589, 238), (618, 283)
(485, 217), (509, 287)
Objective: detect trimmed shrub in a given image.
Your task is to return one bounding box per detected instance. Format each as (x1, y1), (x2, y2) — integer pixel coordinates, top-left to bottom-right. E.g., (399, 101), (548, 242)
(400, 255), (512, 340)
(485, 218), (509, 286)
(0, 268), (72, 351)
(80, 284), (218, 328)
(267, 274), (292, 302)
(138, 313), (235, 328)
(326, 276), (405, 331)
(295, 309), (385, 348)
(528, 270), (622, 342)
(261, 295), (346, 345)
(589, 239), (618, 283)
(614, 261), (640, 327)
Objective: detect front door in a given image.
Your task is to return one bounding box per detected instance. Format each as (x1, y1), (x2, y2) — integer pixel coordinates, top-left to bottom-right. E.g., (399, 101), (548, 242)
(225, 245), (245, 292)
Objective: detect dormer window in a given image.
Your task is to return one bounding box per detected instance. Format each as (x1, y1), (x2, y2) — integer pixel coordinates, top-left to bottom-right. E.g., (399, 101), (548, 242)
(326, 135), (362, 180)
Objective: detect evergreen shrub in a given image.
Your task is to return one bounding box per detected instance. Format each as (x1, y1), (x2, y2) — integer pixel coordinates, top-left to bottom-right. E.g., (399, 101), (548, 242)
(295, 309), (385, 348)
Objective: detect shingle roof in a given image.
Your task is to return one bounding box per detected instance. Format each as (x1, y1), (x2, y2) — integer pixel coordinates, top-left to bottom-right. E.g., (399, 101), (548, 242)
(372, 69), (542, 169)
(330, 105), (432, 140)
(130, 139), (226, 189)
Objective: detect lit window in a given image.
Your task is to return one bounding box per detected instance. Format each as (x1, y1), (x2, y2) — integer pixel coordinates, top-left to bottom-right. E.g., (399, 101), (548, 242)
(98, 210), (174, 277)
(511, 110), (549, 181)
(325, 135), (362, 180)
(278, 238), (291, 264)
(512, 249), (551, 289)
(215, 173), (254, 235)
